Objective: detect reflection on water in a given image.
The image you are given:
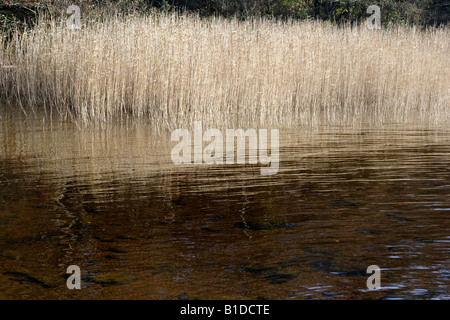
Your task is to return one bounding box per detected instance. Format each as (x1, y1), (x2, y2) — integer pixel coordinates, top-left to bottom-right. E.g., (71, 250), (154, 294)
(0, 114), (449, 300)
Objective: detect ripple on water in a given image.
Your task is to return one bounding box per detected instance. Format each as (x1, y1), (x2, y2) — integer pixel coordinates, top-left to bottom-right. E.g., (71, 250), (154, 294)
(0, 120), (449, 299)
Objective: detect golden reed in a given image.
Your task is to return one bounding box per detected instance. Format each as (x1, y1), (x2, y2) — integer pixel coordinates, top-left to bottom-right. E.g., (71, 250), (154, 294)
(0, 13), (448, 128)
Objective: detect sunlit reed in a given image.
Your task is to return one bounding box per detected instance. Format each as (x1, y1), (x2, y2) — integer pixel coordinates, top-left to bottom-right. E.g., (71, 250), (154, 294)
(1, 13), (448, 128)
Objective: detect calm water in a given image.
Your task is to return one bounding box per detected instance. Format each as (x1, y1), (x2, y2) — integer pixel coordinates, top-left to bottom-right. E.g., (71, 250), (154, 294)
(0, 115), (449, 300)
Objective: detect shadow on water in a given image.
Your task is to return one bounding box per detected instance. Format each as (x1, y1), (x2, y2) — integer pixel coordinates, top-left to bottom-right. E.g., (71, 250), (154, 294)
(0, 112), (449, 299)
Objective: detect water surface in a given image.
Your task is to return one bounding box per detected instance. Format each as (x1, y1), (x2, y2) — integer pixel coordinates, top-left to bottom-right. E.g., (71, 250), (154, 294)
(0, 115), (449, 299)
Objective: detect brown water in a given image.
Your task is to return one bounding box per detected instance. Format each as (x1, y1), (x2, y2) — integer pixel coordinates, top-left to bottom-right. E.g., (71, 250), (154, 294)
(0, 115), (449, 300)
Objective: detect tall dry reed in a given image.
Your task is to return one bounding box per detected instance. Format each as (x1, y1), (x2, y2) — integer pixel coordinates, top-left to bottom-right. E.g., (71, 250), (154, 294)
(0, 13), (448, 128)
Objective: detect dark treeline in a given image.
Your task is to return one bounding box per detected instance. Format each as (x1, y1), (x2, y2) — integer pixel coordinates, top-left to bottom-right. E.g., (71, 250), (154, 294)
(1, 0), (449, 27)
(129, 0), (449, 26)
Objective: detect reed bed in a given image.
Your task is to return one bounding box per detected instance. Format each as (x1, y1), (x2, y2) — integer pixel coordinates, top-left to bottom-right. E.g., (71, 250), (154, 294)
(0, 13), (448, 128)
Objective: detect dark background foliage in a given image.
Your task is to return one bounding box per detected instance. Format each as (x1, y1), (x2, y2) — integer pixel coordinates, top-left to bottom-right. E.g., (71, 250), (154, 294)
(1, 0), (449, 27)
(150, 0), (449, 26)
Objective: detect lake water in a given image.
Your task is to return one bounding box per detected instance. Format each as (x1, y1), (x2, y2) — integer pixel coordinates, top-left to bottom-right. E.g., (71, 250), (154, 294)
(0, 114), (449, 299)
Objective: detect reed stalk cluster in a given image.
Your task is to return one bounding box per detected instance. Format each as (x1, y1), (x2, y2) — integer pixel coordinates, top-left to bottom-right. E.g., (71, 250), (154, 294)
(1, 13), (448, 127)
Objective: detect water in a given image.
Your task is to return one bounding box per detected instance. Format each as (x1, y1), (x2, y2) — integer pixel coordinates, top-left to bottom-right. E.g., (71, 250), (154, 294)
(0, 115), (449, 299)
